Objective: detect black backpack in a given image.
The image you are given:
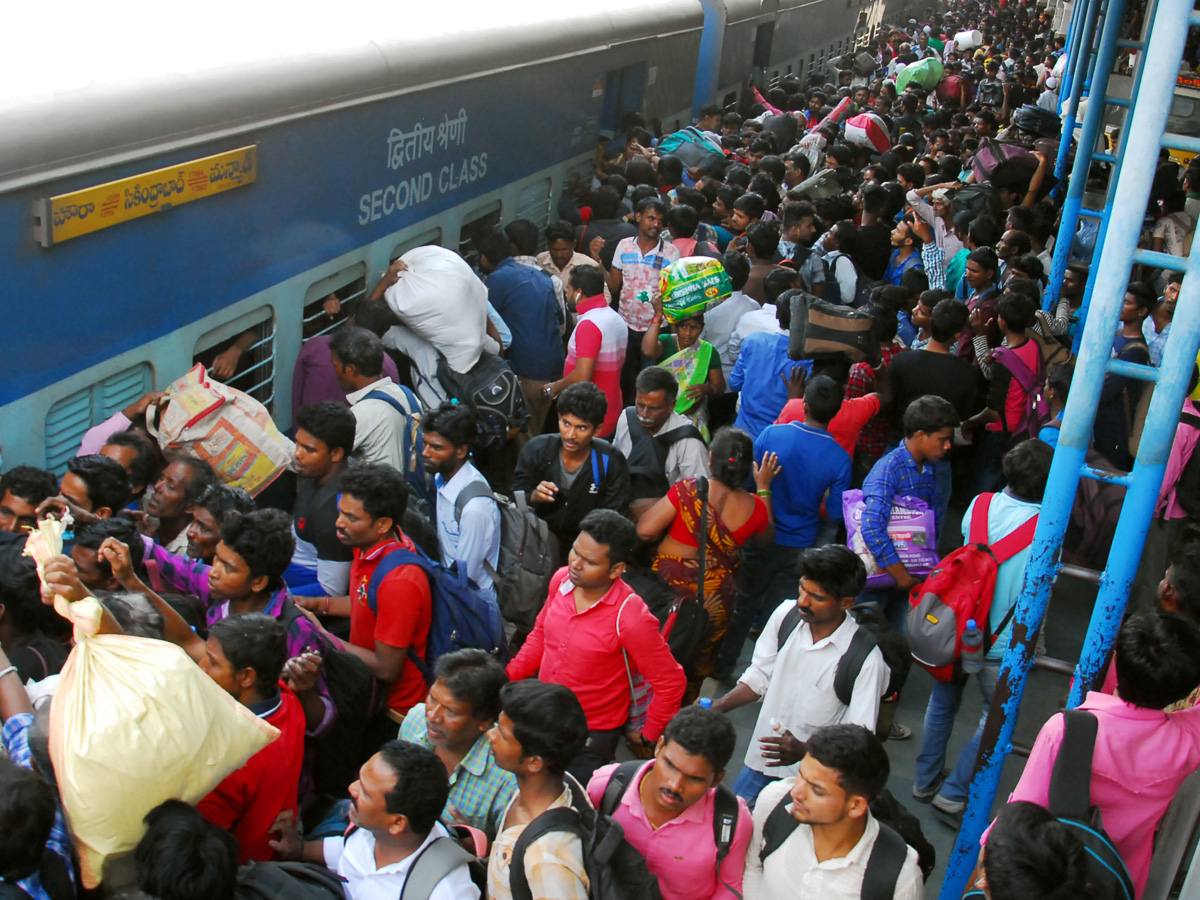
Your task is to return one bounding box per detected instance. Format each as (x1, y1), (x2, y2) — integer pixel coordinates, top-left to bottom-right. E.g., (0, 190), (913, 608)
(760, 790), (909, 900)
(235, 860), (348, 900)
(510, 776), (664, 900)
(278, 603), (387, 798)
(869, 788), (936, 881)
(1047, 710), (1136, 900)
(622, 408), (704, 500)
(951, 183), (1004, 221)
(621, 476), (712, 678)
(0, 850), (74, 900)
(599, 760), (742, 898)
(437, 352), (530, 451)
(776, 604), (911, 704)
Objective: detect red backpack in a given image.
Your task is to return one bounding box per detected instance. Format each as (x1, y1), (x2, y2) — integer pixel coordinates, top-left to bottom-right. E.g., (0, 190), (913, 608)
(906, 493), (1038, 682)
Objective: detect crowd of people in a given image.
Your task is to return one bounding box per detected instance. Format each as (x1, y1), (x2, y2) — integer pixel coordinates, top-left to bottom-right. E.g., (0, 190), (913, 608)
(3, 0), (1200, 899)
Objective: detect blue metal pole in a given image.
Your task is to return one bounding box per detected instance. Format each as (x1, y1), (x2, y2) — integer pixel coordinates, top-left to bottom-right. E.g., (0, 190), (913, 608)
(1052, 0), (1102, 195)
(1069, 254), (1200, 705)
(691, 0), (728, 121)
(1058, 0), (1089, 103)
(1044, 0), (1124, 311)
(936, 2), (1193, 896)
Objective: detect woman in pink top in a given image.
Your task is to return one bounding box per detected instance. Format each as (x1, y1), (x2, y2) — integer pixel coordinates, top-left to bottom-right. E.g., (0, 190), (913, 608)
(1006, 612), (1200, 897)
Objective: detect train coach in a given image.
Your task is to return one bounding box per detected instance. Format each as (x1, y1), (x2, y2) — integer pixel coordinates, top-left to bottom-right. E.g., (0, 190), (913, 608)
(0, 0), (921, 471)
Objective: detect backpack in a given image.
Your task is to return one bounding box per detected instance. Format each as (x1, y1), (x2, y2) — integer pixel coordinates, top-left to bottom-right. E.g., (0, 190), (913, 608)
(436, 353), (530, 452)
(0, 850), (74, 900)
(906, 493), (1038, 682)
(970, 138), (1036, 183)
(760, 790), (909, 900)
(820, 252), (858, 306)
(1047, 710), (1137, 900)
(869, 788), (936, 881)
(977, 78), (1005, 108)
(599, 760), (742, 898)
(656, 127), (727, 177)
(360, 387), (432, 506)
(366, 544), (508, 684)
(621, 477), (712, 679)
(991, 341), (1046, 437)
(509, 776), (664, 900)
(235, 861), (348, 900)
(450, 481), (560, 634)
(951, 183), (1004, 221)
(397, 830), (486, 900)
(777, 603), (909, 703)
(278, 603), (388, 798)
(622, 409), (704, 500)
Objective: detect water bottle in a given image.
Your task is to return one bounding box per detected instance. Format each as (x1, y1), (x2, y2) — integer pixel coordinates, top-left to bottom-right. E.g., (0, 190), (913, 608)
(961, 619), (984, 674)
(697, 698), (713, 709)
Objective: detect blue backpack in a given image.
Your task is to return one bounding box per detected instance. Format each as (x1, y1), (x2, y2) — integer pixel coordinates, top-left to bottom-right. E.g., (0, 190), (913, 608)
(365, 544), (508, 683)
(361, 387), (432, 507)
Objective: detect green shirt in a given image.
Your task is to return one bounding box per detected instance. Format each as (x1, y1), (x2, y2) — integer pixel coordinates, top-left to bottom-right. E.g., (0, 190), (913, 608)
(400, 703), (517, 838)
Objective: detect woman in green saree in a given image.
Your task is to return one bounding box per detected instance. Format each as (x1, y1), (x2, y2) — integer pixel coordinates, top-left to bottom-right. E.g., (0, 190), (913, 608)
(641, 308), (726, 439)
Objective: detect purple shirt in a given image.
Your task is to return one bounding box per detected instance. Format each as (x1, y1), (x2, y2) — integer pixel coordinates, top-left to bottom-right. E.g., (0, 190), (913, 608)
(586, 761), (753, 900)
(141, 537), (336, 736)
(292, 334), (400, 413)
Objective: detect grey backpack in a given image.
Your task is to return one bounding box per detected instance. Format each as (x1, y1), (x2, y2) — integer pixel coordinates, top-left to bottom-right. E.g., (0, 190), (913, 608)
(454, 482), (559, 634)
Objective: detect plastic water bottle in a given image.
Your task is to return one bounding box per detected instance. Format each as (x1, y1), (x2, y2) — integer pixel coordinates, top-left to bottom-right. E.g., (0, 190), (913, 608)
(962, 619), (984, 674)
(697, 698), (713, 709)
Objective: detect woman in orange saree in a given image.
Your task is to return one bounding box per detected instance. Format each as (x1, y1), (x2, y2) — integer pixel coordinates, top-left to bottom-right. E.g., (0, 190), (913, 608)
(637, 428), (778, 696)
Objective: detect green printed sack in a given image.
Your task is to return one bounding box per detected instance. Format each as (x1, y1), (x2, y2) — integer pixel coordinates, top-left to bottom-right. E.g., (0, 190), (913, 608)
(658, 256), (732, 323)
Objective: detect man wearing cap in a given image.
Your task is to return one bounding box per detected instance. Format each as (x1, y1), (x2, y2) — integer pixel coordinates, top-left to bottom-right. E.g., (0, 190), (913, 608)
(906, 183), (964, 258)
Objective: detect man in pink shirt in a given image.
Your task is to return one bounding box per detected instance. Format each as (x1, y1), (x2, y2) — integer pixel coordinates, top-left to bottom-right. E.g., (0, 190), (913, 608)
(545, 266), (627, 438)
(1005, 611), (1200, 897)
(506, 509), (685, 781)
(586, 707), (752, 900)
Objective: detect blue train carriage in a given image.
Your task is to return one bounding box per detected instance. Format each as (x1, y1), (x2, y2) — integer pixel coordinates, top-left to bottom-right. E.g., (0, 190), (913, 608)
(0, 0), (880, 473)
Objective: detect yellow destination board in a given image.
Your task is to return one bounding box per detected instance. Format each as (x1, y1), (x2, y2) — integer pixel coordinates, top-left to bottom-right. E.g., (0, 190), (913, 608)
(35, 145), (256, 246)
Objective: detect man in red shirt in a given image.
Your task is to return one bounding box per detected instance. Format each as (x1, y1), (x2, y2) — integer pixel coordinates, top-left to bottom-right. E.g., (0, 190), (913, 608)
(327, 463), (432, 749)
(545, 266), (628, 438)
(507, 509), (685, 781)
(197, 613), (306, 864)
(775, 363), (882, 458)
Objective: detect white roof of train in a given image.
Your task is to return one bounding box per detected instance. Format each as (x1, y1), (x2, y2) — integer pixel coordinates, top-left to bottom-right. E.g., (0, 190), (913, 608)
(0, 0), (706, 190)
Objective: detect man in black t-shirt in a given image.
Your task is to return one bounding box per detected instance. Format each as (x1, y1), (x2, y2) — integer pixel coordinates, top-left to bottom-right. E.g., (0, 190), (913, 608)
(886, 298), (978, 445)
(290, 401), (356, 599)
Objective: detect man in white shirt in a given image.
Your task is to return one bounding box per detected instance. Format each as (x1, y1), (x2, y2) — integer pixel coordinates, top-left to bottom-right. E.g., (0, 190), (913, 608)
(270, 740), (479, 900)
(702, 253), (760, 368)
(613, 367), (710, 520)
(421, 402), (501, 600)
(331, 326), (421, 476)
(742, 725), (923, 900)
(706, 545), (889, 806)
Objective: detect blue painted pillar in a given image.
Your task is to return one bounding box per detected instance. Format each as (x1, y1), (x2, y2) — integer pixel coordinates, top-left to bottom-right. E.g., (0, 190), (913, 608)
(936, 0), (1195, 896)
(1044, 0), (1124, 313)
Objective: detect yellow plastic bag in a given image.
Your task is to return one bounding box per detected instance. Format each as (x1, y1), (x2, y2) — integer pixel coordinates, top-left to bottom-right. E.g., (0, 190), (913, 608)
(26, 519), (278, 888)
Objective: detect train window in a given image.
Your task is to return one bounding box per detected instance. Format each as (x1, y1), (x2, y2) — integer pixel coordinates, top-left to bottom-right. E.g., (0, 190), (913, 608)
(515, 178), (554, 243)
(458, 202), (502, 271)
(302, 262), (368, 344)
(44, 363), (154, 472)
(753, 24), (775, 69)
(193, 307), (276, 411)
(600, 63), (648, 134)
(390, 229), (443, 262)
(722, 91), (738, 111)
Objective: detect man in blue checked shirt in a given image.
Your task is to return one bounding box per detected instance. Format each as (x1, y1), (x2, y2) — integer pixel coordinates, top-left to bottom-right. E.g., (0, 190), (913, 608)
(0, 641), (76, 900)
(859, 395), (959, 634)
